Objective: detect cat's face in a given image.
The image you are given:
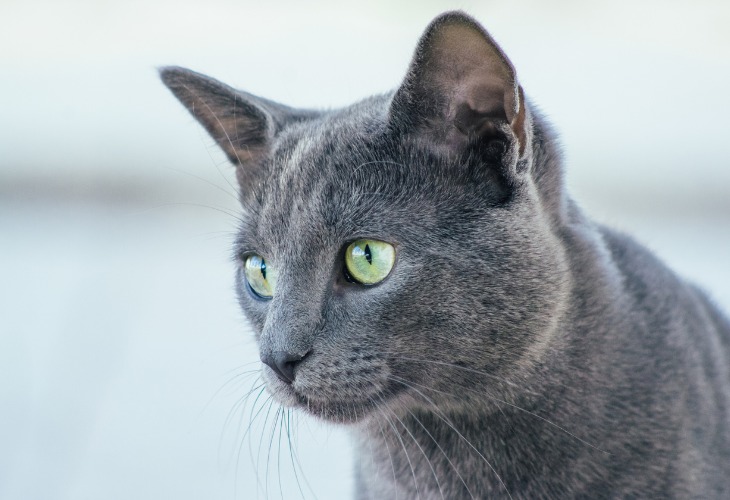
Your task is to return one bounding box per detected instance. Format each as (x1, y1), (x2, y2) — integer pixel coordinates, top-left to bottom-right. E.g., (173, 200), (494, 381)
(162, 12), (570, 424)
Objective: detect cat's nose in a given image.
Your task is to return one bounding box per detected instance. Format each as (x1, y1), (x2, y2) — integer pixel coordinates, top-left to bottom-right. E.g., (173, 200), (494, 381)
(261, 350), (308, 384)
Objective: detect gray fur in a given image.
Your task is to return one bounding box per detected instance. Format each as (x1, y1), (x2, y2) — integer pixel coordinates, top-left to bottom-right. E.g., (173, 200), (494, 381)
(160, 11), (730, 499)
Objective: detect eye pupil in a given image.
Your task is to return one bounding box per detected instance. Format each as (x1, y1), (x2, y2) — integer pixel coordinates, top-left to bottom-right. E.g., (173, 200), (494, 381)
(364, 244), (372, 265)
(244, 254), (276, 300)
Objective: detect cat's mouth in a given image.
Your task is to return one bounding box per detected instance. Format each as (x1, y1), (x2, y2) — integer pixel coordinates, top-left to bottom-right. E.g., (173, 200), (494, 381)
(263, 369), (399, 424)
(293, 392), (385, 424)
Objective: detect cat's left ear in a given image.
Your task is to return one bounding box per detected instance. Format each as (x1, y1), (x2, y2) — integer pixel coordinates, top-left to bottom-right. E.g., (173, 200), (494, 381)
(160, 66), (314, 188)
(389, 12), (530, 168)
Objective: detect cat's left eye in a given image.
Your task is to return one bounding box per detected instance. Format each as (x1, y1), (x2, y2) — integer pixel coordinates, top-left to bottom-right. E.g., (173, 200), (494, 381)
(345, 239), (395, 285)
(244, 254), (277, 299)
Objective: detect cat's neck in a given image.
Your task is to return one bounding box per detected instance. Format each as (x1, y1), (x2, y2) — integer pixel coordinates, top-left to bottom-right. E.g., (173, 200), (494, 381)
(354, 383), (608, 499)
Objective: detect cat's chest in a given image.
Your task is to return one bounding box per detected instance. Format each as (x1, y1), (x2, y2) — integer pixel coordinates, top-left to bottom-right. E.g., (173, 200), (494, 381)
(354, 418), (526, 499)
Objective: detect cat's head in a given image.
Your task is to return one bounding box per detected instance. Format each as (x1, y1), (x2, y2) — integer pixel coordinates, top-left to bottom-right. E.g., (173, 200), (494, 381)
(161, 12), (569, 423)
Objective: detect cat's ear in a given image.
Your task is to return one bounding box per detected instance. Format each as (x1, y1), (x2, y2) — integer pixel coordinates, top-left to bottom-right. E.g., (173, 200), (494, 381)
(389, 11), (529, 164)
(160, 66), (313, 187)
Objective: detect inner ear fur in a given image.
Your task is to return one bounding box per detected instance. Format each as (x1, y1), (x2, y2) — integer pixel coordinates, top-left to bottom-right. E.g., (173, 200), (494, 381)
(390, 11), (528, 160)
(160, 66), (317, 188)
(160, 66), (273, 167)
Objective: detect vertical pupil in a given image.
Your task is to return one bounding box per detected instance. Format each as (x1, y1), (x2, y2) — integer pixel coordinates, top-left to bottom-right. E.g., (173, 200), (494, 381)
(260, 258), (267, 280)
(364, 244), (372, 265)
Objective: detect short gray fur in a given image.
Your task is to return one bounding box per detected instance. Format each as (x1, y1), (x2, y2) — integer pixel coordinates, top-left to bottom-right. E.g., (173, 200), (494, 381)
(160, 11), (730, 499)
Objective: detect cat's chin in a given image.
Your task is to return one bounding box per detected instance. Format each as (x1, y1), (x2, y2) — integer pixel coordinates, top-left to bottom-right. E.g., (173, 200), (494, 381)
(265, 379), (390, 424)
(293, 393), (383, 424)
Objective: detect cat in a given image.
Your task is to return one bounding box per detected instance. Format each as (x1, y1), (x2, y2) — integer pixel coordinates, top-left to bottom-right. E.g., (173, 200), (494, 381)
(160, 11), (730, 499)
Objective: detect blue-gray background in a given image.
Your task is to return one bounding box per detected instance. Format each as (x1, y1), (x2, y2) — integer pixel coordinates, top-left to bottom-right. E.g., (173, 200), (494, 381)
(1, 1), (729, 499)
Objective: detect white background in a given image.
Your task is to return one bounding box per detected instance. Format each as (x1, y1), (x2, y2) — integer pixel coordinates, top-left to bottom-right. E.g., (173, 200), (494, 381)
(1, 1), (729, 499)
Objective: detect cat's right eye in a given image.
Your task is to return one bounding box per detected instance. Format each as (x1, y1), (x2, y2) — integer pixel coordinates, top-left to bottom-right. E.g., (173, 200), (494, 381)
(244, 254), (277, 299)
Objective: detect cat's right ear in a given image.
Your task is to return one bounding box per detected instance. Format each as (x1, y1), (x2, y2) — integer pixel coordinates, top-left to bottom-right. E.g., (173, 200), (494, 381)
(159, 66), (312, 188)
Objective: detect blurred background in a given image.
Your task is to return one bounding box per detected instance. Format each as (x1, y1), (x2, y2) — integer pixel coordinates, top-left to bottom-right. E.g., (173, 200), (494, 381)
(1, 1), (729, 499)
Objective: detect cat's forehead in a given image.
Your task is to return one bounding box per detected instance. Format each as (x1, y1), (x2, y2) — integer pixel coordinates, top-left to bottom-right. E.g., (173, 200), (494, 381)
(240, 98), (497, 256)
(274, 100), (387, 174)
(249, 109), (401, 252)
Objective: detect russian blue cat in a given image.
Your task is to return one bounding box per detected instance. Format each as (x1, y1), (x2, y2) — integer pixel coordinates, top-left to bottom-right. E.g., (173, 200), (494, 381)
(161, 11), (730, 498)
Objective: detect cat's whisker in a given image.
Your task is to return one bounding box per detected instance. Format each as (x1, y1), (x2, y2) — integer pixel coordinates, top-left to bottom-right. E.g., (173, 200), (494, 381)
(372, 402), (399, 500)
(383, 354), (528, 392)
(146, 201), (246, 225)
(288, 413), (320, 500)
(253, 399), (276, 497)
(219, 377), (264, 465)
(277, 408), (285, 500)
(387, 353), (602, 447)
(386, 404), (446, 500)
(487, 393), (610, 456)
(162, 165), (240, 203)
(234, 385), (269, 449)
(387, 377), (514, 500)
(404, 406), (475, 500)
(284, 410), (310, 500)
(221, 379), (257, 434)
(194, 230), (238, 243)
(385, 353), (609, 454)
(234, 391), (270, 499)
(263, 405), (276, 500)
(377, 394), (423, 500)
(362, 406), (383, 492)
(217, 368), (260, 398)
(207, 367), (259, 428)
(264, 405), (282, 500)
(390, 372), (609, 455)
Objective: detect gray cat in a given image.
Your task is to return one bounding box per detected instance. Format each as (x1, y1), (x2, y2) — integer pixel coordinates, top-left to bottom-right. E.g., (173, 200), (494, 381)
(161, 11), (730, 499)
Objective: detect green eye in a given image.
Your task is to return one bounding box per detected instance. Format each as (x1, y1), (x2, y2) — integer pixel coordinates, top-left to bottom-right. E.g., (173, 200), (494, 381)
(244, 254), (277, 299)
(345, 239), (395, 285)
